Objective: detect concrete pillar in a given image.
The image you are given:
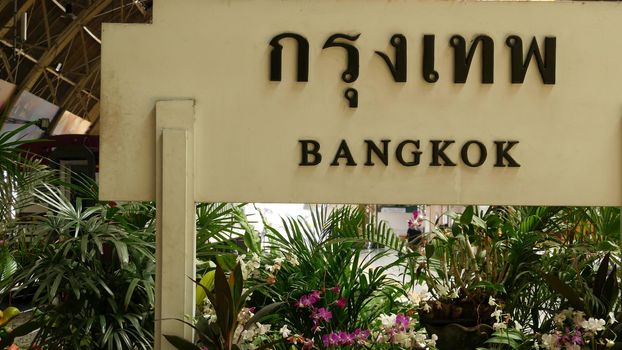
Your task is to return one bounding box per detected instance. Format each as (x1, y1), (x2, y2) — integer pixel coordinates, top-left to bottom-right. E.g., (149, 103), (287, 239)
(154, 100), (196, 349)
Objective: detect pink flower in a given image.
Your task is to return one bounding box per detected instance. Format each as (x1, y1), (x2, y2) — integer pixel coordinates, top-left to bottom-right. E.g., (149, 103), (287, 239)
(338, 331), (355, 345)
(571, 328), (583, 345)
(353, 329), (370, 344)
(298, 291), (321, 308)
(296, 295), (311, 308)
(334, 298), (347, 309)
(314, 307), (333, 322)
(330, 285), (341, 293)
(322, 334), (330, 346)
(309, 290), (321, 303)
(395, 314), (410, 330)
(302, 338), (314, 350)
(322, 330), (370, 347)
(329, 332), (339, 345)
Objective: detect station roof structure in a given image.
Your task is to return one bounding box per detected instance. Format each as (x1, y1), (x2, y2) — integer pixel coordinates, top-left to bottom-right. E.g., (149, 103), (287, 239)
(0, 0), (152, 136)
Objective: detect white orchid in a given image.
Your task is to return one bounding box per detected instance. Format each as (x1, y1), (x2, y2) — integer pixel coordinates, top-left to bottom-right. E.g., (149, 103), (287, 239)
(493, 322), (507, 331)
(379, 314), (397, 329)
(256, 322), (271, 335)
(580, 317), (606, 332)
(491, 309), (503, 322)
(279, 325), (291, 338)
(541, 334), (560, 350)
(608, 311), (617, 325)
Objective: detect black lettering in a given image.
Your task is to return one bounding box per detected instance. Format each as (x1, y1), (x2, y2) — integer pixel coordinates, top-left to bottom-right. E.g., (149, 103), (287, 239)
(460, 140), (487, 167)
(365, 140), (390, 166)
(422, 35), (439, 83)
(450, 35), (494, 84)
(323, 33), (361, 83)
(375, 34), (407, 82)
(269, 33), (309, 82)
(494, 141), (521, 167)
(506, 36), (556, 84)
(331, 140), (357, 166)
(396, 140), (421, 166)
(299, 140), (321, 166)
(430, 140), (456, 167)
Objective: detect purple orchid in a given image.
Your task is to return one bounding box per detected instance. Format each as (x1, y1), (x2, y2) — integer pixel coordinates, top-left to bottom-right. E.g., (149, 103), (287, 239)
(334, 298), (347, 309)
(314, 307), (333, 322)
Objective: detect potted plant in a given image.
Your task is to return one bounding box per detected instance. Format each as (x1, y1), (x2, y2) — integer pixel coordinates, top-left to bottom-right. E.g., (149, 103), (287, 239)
(164, 262), (283, 350)
(418, 206), (511, 350)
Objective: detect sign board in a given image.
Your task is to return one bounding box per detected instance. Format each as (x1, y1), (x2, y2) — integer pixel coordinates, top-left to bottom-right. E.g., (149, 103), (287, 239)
(101, 0), (622, 206)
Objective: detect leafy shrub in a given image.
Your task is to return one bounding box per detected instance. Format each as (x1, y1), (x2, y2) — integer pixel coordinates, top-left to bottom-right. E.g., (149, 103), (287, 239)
(13, 186), (155, 349)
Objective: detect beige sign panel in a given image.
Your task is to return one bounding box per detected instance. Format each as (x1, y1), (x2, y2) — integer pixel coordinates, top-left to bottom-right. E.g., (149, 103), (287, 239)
(101, 0), (622, 206)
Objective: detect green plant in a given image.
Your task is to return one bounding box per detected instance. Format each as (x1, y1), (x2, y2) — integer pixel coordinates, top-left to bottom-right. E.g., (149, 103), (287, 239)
(257, 205), (417, 347)
(0, 125), (54, 292)
(422, 206), (511, 300)
(537, 251), (622, 348)
(477, 328), (528, 350)
(542, 252), (619, 319)
(500, 206), (564, 331)
(13, 185), (155, 349)
(165, 262), (282, 350)
(195, 203), (262, 278)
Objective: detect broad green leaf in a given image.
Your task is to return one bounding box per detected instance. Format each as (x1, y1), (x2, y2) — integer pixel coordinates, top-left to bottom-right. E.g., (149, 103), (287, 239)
(460, 206), (474, 225)
(245, 302), (283, 330)
(125, 278), (140, 309)
(112, 240), (129, 265)
(50, 273), (63, 298)
(541, 272), (583, 309)
(231, 263), (244, 305)
(213, 265), (233, 334)
(594, 253), (611, 297)
(196, 271), (215, 305)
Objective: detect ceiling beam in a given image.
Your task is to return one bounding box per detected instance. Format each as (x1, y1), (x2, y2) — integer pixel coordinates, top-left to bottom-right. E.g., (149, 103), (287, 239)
(0, 39), (99, 99)
(61, 59), (100, 107)
(0, 47), (14, 81)
(16, 0), (113, 92)
(0, 0), (13, 18)
(85, 100), (99, 125)
(40, 0), (53, 47)
(0, 0), (37, 39)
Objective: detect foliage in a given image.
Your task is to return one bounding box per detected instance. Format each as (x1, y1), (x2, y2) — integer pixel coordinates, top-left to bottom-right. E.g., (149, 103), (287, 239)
(0, 125), (54, 291)
(498, 206), (562, 331)
(165, 262), (282, 350)
(0, 125), (52, 229)
(195, 203), (261, 277)
(420, 206), (512, 329)
(541, 253), (620, 321)
(422, 206), (510, 300)
(477, 328), (528, 350)
(257, 205), (417, 347)
(12, 185), (155, 350)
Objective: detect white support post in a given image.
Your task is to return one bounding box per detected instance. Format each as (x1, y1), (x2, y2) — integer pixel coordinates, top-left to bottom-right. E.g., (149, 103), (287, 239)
(155, 100), (196, 350)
